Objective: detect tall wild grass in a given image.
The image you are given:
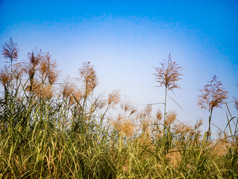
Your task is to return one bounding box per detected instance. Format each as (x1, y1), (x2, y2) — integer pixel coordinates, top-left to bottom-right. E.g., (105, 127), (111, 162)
(0, 39), (237, 178)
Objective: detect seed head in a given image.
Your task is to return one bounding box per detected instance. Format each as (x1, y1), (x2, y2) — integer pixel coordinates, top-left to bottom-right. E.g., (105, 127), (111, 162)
(62, 81), (81, 105)
(211, 140), (229, 157)
(129, 107), (137, 116)
(165, 111), (176, 126)
(195, 119), (203, 130)
(154, 54), (183, 91)
(145, 104), (152, 115)
(121, 101), (132, 112)
(175, 124), (191, 135)
(39, 52), (59, 85)
(166, 148), (182, 167)
(12, 62), (24, 81)
(112, 119), (135, 137)
(198, 75), (228, 111)
(2, 38), (19, 63)
(28, 51), (40, 67)
(156, 109), (163, 121)
(79, 61), (98, 96)
(141, 119), (150, 134)
(108, 90), (120, 107)
(0, 66), (12, 86)
(39, 84), (53, 99)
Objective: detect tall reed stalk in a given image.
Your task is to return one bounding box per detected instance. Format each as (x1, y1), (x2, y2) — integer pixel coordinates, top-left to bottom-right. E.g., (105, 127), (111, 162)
(154, 54), (182, 135)
(198, 75), (228, 139)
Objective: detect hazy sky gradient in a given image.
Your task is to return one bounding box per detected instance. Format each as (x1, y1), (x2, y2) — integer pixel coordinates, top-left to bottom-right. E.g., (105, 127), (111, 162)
(0, 0), (238, 135)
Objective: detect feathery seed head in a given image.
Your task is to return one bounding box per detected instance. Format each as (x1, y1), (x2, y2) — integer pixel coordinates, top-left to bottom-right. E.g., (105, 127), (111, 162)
(198, 75), (228, 111)
(211, 140), (229, 157)
(156, 109), (163, 121)
(145, 104), (152, 115)
(141, 119), (150, 134)
(175, 124), (192, 135)
(195, 119), (203, 130)
(2, 38), (19, 63)
(129, 107), (137, 116)
(39, 52), (59, 85)
(121, 101), (132, 112)
(112, 119), (135, 137)
(165, 111), (176, 126)
(28, 51), (40, 67)
(62, 81), (81, 105)
(166, 148), (182, 167)
(29, 81), (54, 99)
(99, 100), (107, 109)
(108, 90), (120, 106)
(154, 54), (183, 91)
(12, 62), (24, 81)
(0, 66), (12, 86)
(79, 61), (98, 96)
(40, 84), (53, 99)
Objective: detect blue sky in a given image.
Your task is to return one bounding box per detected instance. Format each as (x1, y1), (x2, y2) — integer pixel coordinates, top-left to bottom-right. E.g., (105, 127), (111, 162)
(0, 0), (238, 135)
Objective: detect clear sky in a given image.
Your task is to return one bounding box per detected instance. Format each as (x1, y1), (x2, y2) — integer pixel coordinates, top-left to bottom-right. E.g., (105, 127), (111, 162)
(0, 0), (238, 136)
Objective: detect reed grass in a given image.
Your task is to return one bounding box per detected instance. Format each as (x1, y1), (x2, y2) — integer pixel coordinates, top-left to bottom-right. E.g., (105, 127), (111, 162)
(0, 39), (237, 178)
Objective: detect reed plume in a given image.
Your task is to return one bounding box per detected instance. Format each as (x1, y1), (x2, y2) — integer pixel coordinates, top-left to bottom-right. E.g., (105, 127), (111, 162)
(79, 61), (98, 97)
(0, 66), (12, 87)
(108, 90), (120, 107)
(154, 54), (182, 132)
(25, 51), (40, 93)
(12, 62), (24, 81)
(198, 75), (228, 138)
(2, 38), (18, 65)
(39, 52), (59, 85)
(164, 111), (176, 126)
(156, 109), (163, 121)
(112, 119), (135, 137)
(166, 148), (182, 168)
(62, 81), (82, 105)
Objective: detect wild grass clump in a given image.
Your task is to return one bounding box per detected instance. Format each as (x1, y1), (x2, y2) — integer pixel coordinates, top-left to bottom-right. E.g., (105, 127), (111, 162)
(0, 38), (237, 178)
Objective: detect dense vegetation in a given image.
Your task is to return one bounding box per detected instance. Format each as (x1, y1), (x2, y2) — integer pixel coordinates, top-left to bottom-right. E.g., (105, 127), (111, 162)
(0, 38), (237, 178)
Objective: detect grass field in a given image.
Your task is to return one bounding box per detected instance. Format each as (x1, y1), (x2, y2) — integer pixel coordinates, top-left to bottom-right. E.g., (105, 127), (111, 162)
(0, 39), (237, 178)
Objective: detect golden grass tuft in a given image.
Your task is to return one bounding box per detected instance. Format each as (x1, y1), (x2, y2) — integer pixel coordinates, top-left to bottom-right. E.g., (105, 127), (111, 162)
(165, 111), (176, 126)
(166, 148), (182, 167)
(112, 119), (135, 137)
(175, 124), (192, 135)
(39, 52), (59, 85)
(156, 109), (163, 121)
(62, 81), (82, 105)
(0, 66), (12, 87)
(210, 139), (230, 157)
(12, 62), (24, 81)
(79, 61), (98, 96)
